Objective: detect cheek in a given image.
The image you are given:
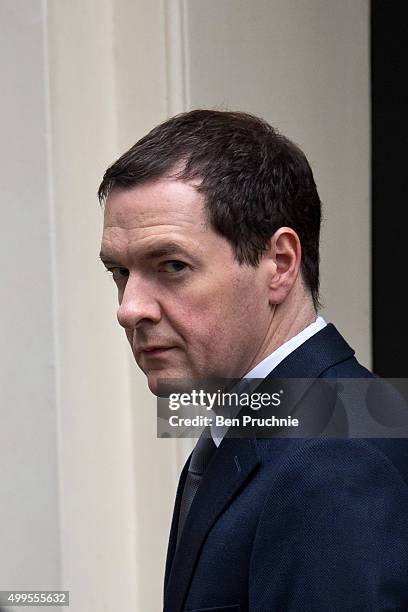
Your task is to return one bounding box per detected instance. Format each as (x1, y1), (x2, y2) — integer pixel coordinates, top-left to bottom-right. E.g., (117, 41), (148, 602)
(216, 278), (269, 342)
(178, 303), (219, 342)
(180, 287), (253, 345)
(168, 297), (229, 361)
(166, 269), (266, 352)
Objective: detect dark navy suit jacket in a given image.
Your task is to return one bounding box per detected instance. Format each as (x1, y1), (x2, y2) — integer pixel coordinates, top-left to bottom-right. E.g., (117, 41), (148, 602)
(163, 324), (408, 611)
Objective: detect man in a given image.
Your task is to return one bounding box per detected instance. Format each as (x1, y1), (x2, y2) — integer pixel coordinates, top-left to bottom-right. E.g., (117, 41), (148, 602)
(99, 110), (408, 611)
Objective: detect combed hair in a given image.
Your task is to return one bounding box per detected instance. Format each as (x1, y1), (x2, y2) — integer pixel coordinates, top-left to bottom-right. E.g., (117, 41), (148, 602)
(98, 110), (322, 308)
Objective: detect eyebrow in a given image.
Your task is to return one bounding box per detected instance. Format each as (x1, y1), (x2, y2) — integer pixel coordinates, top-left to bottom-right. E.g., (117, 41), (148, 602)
(99, 242), (195, 266)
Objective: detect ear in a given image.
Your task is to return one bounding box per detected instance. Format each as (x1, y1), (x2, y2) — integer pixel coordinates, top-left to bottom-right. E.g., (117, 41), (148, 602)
(266, 227), (302, 304)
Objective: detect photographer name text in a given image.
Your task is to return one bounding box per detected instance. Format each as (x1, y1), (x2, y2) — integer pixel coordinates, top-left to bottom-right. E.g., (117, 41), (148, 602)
(168, 414), (299, 428)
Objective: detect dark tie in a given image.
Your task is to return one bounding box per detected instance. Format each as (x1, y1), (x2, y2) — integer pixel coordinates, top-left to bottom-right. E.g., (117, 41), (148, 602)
(177, 431), (217, 544)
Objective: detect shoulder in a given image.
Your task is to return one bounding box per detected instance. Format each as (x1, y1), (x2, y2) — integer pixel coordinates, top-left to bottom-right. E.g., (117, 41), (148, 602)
(253, 437), (408, 558)
(320, 350), (374, 377)
(255, 431), (408, 502)
(249, 438), (408, 609)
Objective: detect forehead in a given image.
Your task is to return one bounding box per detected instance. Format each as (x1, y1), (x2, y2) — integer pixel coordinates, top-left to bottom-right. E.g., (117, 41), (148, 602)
(103, 178), (204, 228)
(101, 178), (231, 262)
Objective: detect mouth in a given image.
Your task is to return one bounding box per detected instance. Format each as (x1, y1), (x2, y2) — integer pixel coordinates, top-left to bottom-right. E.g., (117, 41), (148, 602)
(139, 346), (174, 359)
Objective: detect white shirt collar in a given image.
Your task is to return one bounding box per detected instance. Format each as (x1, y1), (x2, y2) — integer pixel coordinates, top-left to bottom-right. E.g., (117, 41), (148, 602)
(211, 316), (327, 446)
(244, 316), (327, 379)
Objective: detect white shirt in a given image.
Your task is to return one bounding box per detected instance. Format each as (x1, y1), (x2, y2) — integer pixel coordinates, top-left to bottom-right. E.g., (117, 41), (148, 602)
(211, 316), (327, 446)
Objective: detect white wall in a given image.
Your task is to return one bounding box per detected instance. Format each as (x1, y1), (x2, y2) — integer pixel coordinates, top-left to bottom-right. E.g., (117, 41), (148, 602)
(0, 0), (61, 604)
(47, 1), (139, 610)
(0, 1), (370, 611)
(185, 0), (371, 367)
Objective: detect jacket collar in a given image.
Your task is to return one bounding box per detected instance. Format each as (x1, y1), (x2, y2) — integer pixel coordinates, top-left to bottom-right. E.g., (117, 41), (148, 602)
(264, 322), (354, 380)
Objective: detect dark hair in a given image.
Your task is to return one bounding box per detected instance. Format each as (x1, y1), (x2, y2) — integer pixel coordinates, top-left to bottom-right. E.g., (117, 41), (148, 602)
(98, 110), (322, 308)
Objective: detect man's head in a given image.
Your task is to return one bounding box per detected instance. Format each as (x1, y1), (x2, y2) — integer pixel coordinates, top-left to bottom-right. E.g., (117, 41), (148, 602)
(99, 110), (322, 393)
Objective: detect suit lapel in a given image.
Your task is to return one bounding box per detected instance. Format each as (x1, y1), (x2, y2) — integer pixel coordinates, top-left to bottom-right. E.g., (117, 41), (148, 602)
(164, 437), (260, 612)
(164, 454), (191, 592)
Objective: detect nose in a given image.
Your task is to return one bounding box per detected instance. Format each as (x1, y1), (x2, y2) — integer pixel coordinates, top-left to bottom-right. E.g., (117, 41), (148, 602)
(116, 274), (161, 329)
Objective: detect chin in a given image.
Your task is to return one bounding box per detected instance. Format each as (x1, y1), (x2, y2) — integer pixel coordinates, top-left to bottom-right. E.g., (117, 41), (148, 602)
(147, 381), (160, 396)
(146, 369), (176, 397)
(146, 367), (196, 396)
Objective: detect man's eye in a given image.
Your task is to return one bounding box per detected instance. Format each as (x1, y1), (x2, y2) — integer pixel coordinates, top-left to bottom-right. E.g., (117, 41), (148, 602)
(158, 260), (187, 273)
(107, 267), (129, 281)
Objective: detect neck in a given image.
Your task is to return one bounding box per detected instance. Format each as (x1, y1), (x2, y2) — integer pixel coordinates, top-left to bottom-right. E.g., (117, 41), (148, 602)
(270, 291), (317, 351)
(245, 282), (317, 373)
